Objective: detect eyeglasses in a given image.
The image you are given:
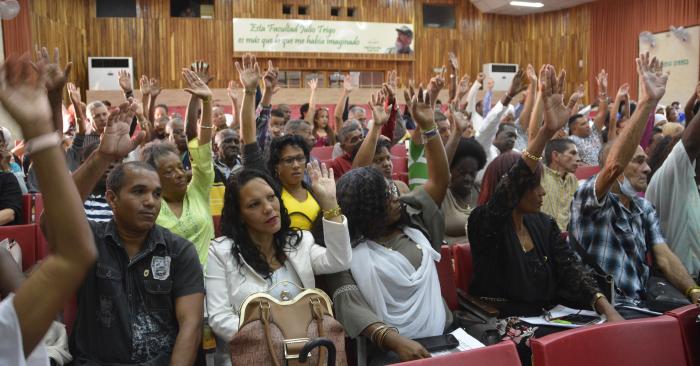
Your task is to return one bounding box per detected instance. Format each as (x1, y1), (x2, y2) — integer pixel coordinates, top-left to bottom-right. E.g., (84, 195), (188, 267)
(279, 155), (307, 167)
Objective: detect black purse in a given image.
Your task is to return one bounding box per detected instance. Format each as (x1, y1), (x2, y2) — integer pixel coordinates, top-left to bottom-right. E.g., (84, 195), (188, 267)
(568, 234), (616, 303)
(644, 275), (690, 312)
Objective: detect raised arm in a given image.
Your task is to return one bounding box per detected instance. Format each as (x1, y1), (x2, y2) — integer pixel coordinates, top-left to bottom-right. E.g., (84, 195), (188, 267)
(0, 56), (95, 357)
(148, 77), (161, 123)
(352, 90), (389, 168)
(334, 75), (353, 132)
(608, 83), (630, 142)
(685, 82), (700, 122)
(184, 94), (199, 142)
(447, 52), (458, 103)
(235, 54), (262, 145)
(681, 96), (700, 159)
(454, 74), (470, 108)
(464, 73), (484, 114)
(260, 60), (278, 108)
(407, 81), (449, 205)
(566, 84), (584, 117)
(67, 82), (87, 135)
(304, 78), (318, 124)
(593, 69), (610, 131)
(182, 68), (213, 145)
(139, 75), (151, 116)
(445, 103), (471, 166)
(595, 52), (668, 200)
(519, 64), (537, 133)
(33, 46), (71, 133)
(117, 69), (134, 101)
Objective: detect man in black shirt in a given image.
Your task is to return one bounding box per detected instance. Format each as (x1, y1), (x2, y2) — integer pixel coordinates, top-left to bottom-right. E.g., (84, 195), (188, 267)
(68, 104), (204, 365)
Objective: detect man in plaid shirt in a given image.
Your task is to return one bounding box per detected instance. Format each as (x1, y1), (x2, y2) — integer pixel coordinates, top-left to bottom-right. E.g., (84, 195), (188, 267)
(569, 53), (700, 304)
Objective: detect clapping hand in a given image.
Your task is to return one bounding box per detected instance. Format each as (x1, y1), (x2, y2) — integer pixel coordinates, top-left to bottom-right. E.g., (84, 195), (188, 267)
(307, 160), (337, 211)
(234, 53), (261, 91)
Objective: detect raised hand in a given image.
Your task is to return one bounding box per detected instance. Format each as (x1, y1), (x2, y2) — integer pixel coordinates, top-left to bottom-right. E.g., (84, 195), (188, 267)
(343, 74), (353, 94)
(99, 102), (144, 159)
(66, 82), (81, 106)
(541, 65), (569, 132)
(117, 70), (132, 93)
(409, 83), (435, 130)
(368, 89), (389, 127)
(448, 52), (459, 73)
(149, 77), (161, 97)
(403, 79), (415, 112)
(568, 84), (584, 105)
(139, 75), (150, 95)
(455, 74), (471, 102)
(0, 56), (53, 138)
(526, 64), (537, 85)
(508, 68), (528, 97)
(596, 69), (608, 96)
(616, 83), (630, 100)
(307, 78), (318, 90)
(182, 68), (213, 100)
(485, 77), (495, 91)
(307, 160), (337, 210)
(263, 60), (279, 93)
(32, 46), (72, 95)
(385, 70), (398, 100)
(234, 53), (261, 91)
(191, 60), (213, 85)
(637, 52), (669, 102)
(427, 67), (446, 105)
(448, 103), (471, 133)
(227, 80), (240, 103)
(477, 72), (485, 83)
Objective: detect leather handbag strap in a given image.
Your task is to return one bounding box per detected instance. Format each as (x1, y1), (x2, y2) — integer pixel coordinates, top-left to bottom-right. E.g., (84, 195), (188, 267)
(311, 297), (325, 366)
(260, 300), (282, 366)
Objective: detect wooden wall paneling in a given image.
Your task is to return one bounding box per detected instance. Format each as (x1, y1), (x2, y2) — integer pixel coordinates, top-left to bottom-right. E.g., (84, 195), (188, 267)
(2, 0), (33, 58)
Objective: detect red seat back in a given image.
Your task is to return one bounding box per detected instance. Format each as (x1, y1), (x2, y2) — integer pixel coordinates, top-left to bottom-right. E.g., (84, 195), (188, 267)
(575, 165), (600, 180)
(666, 304), (700, 366)
(21, 194), (33, 224)
(392, 157), (408, 175)
(452, 243), (473, 294)
(390, 143), (407, 158)
(310, 146), (335, 161)
(531, 315), (687, 366)
(0, 224), (37, 271)
(63, 296), (78, 336)
(436, 245), (458, 311)
(398, 341), (520, 365)
(32, 193), (44, 223)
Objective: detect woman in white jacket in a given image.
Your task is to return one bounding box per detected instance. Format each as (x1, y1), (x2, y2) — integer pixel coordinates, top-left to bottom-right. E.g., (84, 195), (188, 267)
(205, 161), (351, 364)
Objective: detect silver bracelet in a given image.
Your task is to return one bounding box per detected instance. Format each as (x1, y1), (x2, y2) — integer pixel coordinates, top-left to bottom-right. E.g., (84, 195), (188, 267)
(25, 132), (61, 155)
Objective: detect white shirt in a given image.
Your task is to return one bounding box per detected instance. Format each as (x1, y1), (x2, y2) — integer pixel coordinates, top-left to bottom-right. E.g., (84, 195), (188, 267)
(0, 294), (50, 366)
(647, 142), (700, 275)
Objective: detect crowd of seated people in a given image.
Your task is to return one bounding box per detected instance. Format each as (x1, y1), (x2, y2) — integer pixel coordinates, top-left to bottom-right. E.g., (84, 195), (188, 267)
(2, 44), (700, 366)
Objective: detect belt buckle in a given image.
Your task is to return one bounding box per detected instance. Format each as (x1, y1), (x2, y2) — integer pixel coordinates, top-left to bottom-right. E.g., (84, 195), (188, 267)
(283, 337), (311, 361)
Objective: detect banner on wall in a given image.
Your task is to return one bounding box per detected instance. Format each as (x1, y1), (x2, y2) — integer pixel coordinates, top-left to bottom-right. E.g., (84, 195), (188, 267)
(233, 18), (415, 55)
(639, 25), (700, 106)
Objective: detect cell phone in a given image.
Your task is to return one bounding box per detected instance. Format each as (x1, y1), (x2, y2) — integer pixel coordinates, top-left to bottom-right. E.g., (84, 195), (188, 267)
(551, 314), (600, 325)
(413, 334), (459, 352)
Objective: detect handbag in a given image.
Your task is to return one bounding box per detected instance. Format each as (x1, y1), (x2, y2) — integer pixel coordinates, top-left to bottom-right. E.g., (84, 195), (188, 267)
(0, 238), (22, 267)
(644, 275), (690, 313)
(230, 285), (347, 366)
(568, 234), (616, 303)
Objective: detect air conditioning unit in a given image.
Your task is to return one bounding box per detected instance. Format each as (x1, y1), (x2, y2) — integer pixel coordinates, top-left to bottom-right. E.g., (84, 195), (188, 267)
(483, 63), (519, 91)
(88, 57), (133, 90)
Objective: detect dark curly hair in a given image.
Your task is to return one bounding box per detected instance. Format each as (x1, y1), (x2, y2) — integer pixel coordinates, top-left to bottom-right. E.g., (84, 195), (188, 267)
(337, 167), (399, 243)
(452, 138), (487, 171)
(221, 168), (302, 278)
(267, 135), (312, 188)
(477, 151), (542, 206)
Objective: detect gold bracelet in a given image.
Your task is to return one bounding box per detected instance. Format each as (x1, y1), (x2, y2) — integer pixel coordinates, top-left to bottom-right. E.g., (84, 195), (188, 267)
(202, 96), (212, 103)
(199, 125), (214, 129)
(370, 325), (388, 345)
(591, 292), (606, 312)
(685, 286), (700, 298)
(522, 150), (542, 162)
(323, 206), (342, 220)
(245, 89), (256, 95)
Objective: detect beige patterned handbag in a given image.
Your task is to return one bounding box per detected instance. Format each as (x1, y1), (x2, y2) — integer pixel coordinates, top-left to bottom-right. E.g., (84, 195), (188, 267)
(230, 287), (347, 366)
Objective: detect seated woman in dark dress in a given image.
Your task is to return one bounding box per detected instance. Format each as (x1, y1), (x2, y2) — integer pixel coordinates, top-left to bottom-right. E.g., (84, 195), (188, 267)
(467, 65), (623, 362)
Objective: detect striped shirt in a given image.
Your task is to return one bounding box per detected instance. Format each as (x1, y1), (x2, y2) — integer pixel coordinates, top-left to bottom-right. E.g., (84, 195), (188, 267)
(84, 194), (113, 222)
(408, 140), (427, 190)
(540, 166), (579, 231)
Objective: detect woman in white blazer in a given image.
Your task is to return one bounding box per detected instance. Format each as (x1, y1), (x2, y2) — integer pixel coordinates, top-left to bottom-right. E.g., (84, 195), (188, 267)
(205, 161), (351, 364)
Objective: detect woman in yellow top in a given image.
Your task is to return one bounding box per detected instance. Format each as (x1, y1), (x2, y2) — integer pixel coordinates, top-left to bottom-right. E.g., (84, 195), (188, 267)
(266, 135), (320, 230)
(141, 68), (215, 265)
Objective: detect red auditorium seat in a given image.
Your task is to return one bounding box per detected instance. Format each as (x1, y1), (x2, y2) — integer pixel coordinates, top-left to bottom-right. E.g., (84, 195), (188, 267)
(436, 245), (458, 311)
(390, 143), (407, 158)
(0, 224), (37, 271)
(575, 165), (600, 180)
(391, 156), (408, 175)
(32, 193), (44, 223)
(310, 146), (335, 161)
(452, 243), (473, 294)
(397, 341), (520, 366)
(21, 194), (33, 224)
(666, 305), (700, 366)
(530, 315), (687, 366)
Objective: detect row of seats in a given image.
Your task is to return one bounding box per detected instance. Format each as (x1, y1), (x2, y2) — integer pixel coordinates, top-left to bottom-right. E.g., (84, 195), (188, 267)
(310, 143), (410, 184)
(1, 194), (47, 271)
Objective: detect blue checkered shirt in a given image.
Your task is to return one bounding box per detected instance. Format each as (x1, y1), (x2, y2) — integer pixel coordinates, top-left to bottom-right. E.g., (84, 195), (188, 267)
(568, 175), (666, 300)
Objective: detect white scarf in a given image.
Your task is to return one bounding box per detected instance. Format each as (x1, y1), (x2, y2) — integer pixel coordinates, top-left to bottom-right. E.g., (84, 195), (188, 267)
(350, 227), (446, 339)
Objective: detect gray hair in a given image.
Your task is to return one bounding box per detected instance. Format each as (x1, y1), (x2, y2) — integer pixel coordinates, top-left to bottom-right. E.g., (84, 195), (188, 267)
(140, 140), (180, 169)
(349, 106), (366, 116)
(0, 127), (13, 149)
(86, 101), (107, 119)
(338, 123), (361, 142)
(106, 161), (158, 193)
(283, 119), (312, 134)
